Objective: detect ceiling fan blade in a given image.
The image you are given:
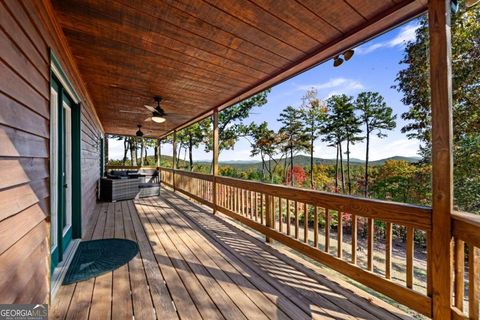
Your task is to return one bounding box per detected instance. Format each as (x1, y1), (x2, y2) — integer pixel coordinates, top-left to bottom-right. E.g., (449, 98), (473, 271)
(145, 117), (152, 122)
(144, 105), (156, 112)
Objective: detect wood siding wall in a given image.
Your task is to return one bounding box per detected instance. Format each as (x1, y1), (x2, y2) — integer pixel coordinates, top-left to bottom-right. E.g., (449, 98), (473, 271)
(0, 0), (103, 304)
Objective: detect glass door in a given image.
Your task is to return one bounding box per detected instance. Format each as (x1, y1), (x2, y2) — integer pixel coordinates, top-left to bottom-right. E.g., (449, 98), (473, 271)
(50, 75), (74, 270)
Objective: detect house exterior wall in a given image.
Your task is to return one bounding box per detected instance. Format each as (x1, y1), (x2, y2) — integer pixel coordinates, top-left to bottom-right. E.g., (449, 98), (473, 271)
(0, 0), (103, 303)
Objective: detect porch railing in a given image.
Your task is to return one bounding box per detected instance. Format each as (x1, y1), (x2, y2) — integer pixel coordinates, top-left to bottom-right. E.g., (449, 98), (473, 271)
(160, 168), (434, 317)
(105, 165), (480, 318)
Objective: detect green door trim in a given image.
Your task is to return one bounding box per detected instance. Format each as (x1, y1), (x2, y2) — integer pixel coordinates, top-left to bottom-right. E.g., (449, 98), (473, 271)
(50, 52), (82, 272)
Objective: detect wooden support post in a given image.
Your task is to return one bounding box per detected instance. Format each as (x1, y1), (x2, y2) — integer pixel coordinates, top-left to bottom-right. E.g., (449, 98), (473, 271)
(429, 0), (453, 317)
(158, 139), (162, 185)
(172, 130), (177, 192)
(156, 139), (161, 168)
(212, 109), (219, 214)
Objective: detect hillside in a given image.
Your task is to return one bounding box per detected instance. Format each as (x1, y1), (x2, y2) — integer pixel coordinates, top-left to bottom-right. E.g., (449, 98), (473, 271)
(109, 154), (420, 169)
(215, 154), (420, 170)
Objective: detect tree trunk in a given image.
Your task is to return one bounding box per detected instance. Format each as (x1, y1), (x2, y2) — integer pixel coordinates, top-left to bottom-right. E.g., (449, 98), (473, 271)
(269, 158), (272, 183)
(140, 138), (145, 166)
(290, 147), (294, 186)
(339, 142), (345, 193)
(130, 139), (137, 166)
(144, 148), (148, 165)
(346, 138), (351, 195)
(335, 144), (339, 192)
(189, 136), (193, 171)
(310, 135), (314, 189)
(364, 131), (370, 197)
(123, 138), (128, 166)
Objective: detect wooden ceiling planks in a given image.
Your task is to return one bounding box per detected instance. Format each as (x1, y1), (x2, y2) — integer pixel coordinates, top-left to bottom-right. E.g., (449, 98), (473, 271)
(52, 0), (426, 137)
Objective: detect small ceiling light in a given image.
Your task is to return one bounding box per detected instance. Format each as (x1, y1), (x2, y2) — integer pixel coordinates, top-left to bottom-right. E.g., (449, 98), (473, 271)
(343, 49), (355, 61)
(333, 55), (343, 67)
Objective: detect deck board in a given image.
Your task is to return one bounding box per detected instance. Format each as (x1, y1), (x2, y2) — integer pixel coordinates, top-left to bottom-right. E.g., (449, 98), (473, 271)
(51, 189), (413, 319)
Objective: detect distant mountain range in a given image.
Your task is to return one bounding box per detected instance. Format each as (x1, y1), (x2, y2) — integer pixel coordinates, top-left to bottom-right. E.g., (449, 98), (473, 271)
(194, 155), (421, 170)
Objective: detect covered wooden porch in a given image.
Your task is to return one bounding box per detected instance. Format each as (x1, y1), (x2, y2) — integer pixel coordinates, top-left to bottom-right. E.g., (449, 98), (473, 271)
(51, 188), (411, 320)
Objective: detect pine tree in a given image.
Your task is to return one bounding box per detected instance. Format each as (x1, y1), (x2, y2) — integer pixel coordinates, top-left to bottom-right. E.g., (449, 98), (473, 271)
(278, 106), (309, 186)
(323, 94), (360, 194)
(356, 91), (396, 197)
(300, 88), (327, 189)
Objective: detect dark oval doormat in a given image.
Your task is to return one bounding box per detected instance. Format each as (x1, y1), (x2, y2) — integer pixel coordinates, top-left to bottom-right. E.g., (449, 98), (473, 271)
(63, 238), (139, 285)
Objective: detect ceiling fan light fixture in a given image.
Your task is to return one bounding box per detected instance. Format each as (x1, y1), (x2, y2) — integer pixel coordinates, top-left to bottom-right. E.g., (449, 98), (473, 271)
(152, 116), (166, 123)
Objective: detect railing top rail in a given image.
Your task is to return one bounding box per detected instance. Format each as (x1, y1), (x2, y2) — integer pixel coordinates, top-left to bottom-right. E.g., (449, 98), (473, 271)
(215, 175), (432, 231)
(452, 210), (480, 248)
(174, 169), (214, 181)
(106, 165), (158, 170)
(159, 167), (432, 230)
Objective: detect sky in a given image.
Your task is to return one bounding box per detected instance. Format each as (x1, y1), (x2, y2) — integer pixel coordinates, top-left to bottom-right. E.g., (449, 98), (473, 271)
(109, 18), (423, 163)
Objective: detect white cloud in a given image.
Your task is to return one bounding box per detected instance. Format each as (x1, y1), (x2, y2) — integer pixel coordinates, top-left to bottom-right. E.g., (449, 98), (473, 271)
(297, 78), (365, 99)
(298, 78), (364, 91)
(356, 22), (420, 55)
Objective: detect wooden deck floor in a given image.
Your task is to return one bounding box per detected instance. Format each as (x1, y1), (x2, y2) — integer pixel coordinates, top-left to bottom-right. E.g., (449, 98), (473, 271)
(51, 187), (412, 320)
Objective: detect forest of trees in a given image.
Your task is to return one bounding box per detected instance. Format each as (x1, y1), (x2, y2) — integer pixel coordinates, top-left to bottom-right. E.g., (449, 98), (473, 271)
(108, 3), (479, 215)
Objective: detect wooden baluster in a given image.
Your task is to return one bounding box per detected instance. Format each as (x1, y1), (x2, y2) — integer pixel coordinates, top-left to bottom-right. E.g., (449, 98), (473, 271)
(325, 209), (330, 253)
(406, 226), (414, 289)
(265, 194), (273, 243)
(385, 222), (392, 279)
(273, 197), (277, 230)
(454, 239), (464, 311)
(427, 231), (433, 297)
(230, 186), (233, 210)
(249, 191), (253, 219)
(367, 218), (374, 271)
(337, 211), (343, 258)
(469, 243), (479, 320)
(241, 189), (244, 215)
(254, 192), (258, 221)
(351, 214), (357, 264)
(294, 201), (299, 239)
(260, 194), (264, 225)
(247, 191), (250, 219)
(236, 188), (240, 213)
(279, 198), (283, 233)
(304, 203), (308, 243)
(286, 200), (291, 236)
(243, 189), (246, 216)
(314, 206), (318, 248)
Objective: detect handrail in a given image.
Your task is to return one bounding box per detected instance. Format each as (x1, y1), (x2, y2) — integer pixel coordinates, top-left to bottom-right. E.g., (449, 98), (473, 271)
(174, 169), (214, 181)
(452, 211), (480, 248)
(216, 175), (432, 231)
(106, 165), (159, 170)
(158, 167), (434, 317)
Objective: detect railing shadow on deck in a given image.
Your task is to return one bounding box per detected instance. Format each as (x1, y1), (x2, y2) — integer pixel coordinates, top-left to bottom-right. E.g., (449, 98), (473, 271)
(135, 196), (408, 320)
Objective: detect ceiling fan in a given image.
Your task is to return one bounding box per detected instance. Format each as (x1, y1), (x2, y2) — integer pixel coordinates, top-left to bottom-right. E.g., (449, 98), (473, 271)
(144, 96), (167, 123)
(136, 125), (144, 137)
(119, 96), (167, 123)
